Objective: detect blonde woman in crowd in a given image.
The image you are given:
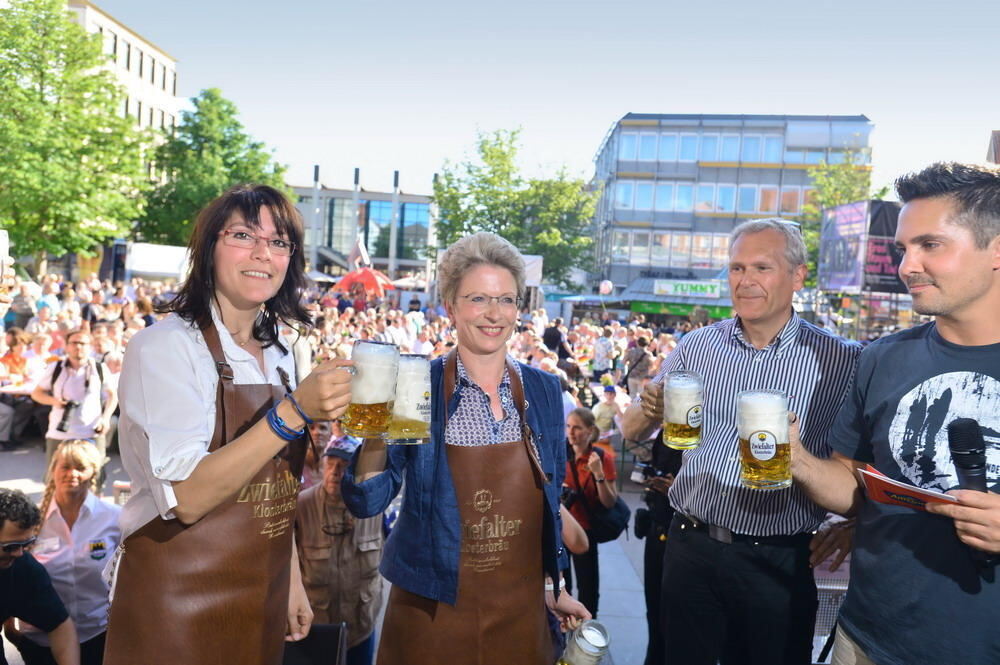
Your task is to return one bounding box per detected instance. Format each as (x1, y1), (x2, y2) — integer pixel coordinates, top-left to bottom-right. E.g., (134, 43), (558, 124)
(7, 440), (120, 665)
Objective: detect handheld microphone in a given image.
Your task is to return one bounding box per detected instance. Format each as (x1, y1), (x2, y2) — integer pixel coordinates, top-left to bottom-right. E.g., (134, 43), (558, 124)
(947, 418), (988, 493)
(947, 418), (995, 576)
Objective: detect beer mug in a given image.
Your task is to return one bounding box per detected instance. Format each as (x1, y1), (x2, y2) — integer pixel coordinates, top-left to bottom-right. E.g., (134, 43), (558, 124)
(557, 619), (610, 665)
(341, 340), (400, 438)
(737, 390), (791, 490)
(384, 354), (431, 444)
(662, 370), (703, 450)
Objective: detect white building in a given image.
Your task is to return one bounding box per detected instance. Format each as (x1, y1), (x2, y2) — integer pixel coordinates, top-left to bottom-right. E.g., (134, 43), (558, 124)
(67, 0), (182, 135)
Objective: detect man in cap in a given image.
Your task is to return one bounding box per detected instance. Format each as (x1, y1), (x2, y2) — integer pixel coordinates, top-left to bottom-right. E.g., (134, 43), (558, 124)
(295, 426), (384, 665)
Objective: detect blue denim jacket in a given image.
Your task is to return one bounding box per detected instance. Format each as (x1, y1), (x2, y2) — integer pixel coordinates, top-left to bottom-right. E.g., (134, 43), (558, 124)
(341, 357), (568, 605)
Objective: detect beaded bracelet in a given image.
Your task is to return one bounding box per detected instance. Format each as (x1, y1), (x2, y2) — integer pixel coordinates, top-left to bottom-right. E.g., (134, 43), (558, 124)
(266, 405), (305, 441)
(284, 392), (314, 426)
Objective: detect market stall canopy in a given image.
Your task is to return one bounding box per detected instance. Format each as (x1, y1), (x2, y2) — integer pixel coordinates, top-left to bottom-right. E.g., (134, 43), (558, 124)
(307, 270), (338, 283)
(334, 266), (396, 297)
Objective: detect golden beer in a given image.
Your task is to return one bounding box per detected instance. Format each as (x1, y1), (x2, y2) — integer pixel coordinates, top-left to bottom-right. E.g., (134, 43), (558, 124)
(342, 340), (399, 438)
(385, 354), (431, 444)
(663, 370), (703, 450)
(343, 401), (394, 438)
(737, 390), (790, 490)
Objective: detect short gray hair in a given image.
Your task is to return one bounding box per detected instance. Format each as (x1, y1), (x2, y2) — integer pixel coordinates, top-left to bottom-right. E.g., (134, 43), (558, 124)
(730, 218), (807, 269)
(437, 232), (526, 306)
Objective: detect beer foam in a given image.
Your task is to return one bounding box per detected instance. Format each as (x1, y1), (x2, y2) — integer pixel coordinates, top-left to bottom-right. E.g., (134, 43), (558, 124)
(664, 377), (702, 423)
(392, 356), (431, 422)
(351, 342), (399, 404)
(737, 391), (788, 441)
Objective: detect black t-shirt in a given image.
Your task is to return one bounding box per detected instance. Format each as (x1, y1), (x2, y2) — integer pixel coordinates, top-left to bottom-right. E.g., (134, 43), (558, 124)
(0, 553), (69, 665)
(829, 322), (1000, 665)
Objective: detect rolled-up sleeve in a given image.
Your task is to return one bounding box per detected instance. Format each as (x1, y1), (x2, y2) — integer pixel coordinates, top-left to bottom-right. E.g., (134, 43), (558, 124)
(119, 326), (214, 519)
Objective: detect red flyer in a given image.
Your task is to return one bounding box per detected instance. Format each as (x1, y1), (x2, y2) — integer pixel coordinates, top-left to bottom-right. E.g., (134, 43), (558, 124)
(857, 465), (959, 511)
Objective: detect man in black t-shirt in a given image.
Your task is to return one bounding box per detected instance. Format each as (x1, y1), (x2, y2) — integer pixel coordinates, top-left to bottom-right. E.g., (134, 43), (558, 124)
(791, 163), (1000, 665)
(0, 489), (79, 665)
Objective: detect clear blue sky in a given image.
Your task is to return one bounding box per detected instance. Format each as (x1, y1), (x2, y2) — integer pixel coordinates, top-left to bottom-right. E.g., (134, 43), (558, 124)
(95, 0), (999, 195)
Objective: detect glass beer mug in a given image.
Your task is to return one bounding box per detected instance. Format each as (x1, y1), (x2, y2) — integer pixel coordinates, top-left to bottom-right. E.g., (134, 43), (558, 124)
(384, 353), (431, 444)
(737, 389), (791, 490)
(662, 370), (704, 450)
(341, 340), (400, 438)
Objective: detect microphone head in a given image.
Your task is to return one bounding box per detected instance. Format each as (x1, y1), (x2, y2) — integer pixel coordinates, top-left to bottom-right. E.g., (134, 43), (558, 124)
(948, 418), (986, 456)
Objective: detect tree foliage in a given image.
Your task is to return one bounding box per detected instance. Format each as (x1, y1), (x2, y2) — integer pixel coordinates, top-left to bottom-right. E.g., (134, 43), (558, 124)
(434, 130), (599, 288)
(137, 88), (289, 245)
(0, 0), (148, 262)
(798, 149), (889, 286)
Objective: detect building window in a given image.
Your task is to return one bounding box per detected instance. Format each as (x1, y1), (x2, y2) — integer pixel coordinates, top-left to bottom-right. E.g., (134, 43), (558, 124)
(612, 231), (630, 263)
(658, 133), (677, 162)
(712, 234), (730, 268)
(692, 234), (713, 268)
(149, 107), (155, 127)
(763, 136), (783, 162)
(654, 183), (674, 211)
(121, 96), (129, 118)
(759, 186), (778, 213)
(631, 232), (651, 266)
(699, 134), (718, 161)
(716, 185), (736, 213)
(827, 150), (846, 165)
(615, 182), (634, 208)
(135, 100), (142, 125)
(652, 233), (671, 266)
(803, 188), (818, 210)
(720, 135), (740, 161)
(675, 184), (694, 211)
(741, 135), (761, 162)
(738, 185), (756, 214)
(784, 149), (804, 164)
(171, 71), (177, 95)
(695, 184), (715, 213)
(671, 233), (691, 268)
(123, 41), (131, 70)
(635, 182), (654, 210)
(638, 134), (657, 161)
(780, 187), (800, 214)
(679, 134), (698, 162)
(805, 150), (825, 165)
(161, 64), (168, 91)
(618, 133), (637, 160)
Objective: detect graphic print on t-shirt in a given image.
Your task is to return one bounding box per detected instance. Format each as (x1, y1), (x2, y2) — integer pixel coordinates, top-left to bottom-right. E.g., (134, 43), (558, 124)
(887, 371), (1000, 492)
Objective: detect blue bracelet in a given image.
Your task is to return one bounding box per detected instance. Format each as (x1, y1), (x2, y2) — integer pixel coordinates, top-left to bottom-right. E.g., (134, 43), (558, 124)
(284, 392), (314, 426)
(266, 405), (305, 441)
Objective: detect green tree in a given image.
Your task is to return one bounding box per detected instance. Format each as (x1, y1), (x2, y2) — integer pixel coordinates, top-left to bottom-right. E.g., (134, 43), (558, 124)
(0, 0), (148, 264)
(798, 148), (889, 286)
(138, 88), (289, 245)
(434, 130), (599, 288)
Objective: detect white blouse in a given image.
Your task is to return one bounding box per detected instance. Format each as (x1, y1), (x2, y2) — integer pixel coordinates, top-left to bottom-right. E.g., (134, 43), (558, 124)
(116, 309), (297, 542)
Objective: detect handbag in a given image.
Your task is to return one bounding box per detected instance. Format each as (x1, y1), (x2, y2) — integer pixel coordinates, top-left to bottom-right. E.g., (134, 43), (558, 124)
(569, 447), (631, 544)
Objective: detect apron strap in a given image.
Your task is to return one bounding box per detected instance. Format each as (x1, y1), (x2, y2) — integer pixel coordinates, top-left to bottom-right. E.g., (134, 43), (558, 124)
(442, 350), (546, 487)
(201, 321), (231, 452)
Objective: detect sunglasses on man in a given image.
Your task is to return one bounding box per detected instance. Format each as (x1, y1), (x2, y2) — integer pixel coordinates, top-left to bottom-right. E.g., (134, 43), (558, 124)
(1, 536), (37, 553)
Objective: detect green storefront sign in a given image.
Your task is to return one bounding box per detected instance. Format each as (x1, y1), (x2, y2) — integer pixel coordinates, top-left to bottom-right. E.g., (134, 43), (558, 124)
(653, 279), (722, 298)
(630, 301), (732, 319)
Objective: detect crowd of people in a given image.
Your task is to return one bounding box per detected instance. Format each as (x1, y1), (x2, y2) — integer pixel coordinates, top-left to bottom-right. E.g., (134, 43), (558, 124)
(1, 161), (999, 665)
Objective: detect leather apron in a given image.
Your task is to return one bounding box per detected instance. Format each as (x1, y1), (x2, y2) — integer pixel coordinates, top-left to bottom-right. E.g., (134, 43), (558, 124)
(103, 322), (306, 665)
(377, 352), (552, 665)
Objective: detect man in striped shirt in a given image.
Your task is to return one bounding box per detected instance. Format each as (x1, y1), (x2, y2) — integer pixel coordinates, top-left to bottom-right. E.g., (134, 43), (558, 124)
(624, 218), (861, 665)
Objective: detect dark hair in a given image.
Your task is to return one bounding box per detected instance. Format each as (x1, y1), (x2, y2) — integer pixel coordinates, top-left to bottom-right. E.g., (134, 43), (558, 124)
(5, 326), (29, 347)
(567, 407), (599, 445)
(0, 488), (41, 530)
(895, 162), (1000, 249)
(162, 184), (310, 350)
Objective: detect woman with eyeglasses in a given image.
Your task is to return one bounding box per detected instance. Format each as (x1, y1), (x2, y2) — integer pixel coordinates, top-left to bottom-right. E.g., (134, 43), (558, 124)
(342, 232), (590, 665)
(6, 441), (118, 665)
(103, 185), (353, 665)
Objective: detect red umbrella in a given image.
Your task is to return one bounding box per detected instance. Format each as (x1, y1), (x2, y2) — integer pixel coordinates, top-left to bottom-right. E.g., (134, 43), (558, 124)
(334, 266), (396, 298)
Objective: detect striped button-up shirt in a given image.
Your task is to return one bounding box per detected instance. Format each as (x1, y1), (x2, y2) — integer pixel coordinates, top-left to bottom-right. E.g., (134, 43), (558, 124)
(651, 312), (860, 536)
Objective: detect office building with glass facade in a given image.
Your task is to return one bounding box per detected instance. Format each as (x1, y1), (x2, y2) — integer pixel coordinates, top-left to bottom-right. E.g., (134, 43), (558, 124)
(292, 184), (433, 275)
(591, 113), (872, 311)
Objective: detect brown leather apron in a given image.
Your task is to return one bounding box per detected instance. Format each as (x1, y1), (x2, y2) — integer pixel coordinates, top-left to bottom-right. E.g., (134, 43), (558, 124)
(377, 353), (551, 665)
(103, 322), (306, 665)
